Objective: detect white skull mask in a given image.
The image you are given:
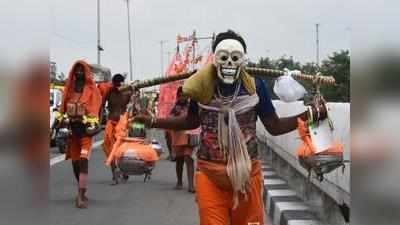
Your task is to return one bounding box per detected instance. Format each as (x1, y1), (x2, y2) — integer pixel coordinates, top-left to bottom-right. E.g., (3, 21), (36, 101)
(213, 39), (246, 84)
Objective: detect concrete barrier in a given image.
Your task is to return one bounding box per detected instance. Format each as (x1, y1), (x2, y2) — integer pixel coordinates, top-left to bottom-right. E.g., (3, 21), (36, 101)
(257, 100), (350, 225)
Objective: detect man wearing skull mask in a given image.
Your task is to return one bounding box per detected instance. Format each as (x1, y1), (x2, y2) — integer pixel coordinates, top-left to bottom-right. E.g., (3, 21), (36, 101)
(133, 30), (326, 225)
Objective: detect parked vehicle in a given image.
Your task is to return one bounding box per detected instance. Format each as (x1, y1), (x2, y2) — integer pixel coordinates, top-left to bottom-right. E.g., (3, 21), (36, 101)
(90, 64), (111, 83)
(50, 87), (63, 147)
(55, 127), (69, 153)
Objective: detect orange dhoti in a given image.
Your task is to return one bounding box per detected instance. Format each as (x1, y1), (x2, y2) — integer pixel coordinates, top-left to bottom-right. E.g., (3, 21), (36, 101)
(170, 130), (193, 157)
(103, 120), (118, 157)
(173, 146), (194, 157)
(195, 160), (264, 225)
(66, 135), (93, 161)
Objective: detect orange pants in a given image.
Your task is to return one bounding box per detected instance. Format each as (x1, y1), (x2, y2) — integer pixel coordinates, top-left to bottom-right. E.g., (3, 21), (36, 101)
(103, 120), (118, 157)
(66, 135), (93, 161)
(195, 161), (264, 225)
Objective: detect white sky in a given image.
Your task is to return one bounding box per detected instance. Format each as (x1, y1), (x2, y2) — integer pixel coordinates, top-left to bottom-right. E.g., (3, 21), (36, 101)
(1, 0), (354, 80)
(48, 0), (351, 81)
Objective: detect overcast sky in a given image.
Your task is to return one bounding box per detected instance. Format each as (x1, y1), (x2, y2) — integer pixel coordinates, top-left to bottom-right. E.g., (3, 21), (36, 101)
(0, 0), (352, 80)
(47, 0), (352, 80)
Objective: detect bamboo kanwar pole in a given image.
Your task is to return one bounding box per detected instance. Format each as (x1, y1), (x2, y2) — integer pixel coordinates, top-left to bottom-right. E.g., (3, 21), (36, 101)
(119, 67), (336, 91)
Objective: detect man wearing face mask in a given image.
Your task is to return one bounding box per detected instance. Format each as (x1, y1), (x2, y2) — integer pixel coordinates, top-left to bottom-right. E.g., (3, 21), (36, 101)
(56, 60), (102, 208)
(133, 30), (327, 225)
(101, 74), (133, 184)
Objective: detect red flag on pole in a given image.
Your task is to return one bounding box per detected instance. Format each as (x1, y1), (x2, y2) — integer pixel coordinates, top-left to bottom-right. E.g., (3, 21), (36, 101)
(157, 52), (187, 118)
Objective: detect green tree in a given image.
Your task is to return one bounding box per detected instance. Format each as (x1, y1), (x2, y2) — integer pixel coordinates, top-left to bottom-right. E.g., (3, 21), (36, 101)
(257, 57), (276, 69)
(254, 57), (278, 99)
(250, 51), (350, 102)
(301, 62), (318, 75)
(274, 55), (302, 71)
(255, 55), (303, 99)
(319, 50), (350, 102)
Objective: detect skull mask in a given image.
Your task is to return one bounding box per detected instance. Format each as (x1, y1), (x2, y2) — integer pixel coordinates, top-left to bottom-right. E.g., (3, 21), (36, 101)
(213, 39), (246, 84)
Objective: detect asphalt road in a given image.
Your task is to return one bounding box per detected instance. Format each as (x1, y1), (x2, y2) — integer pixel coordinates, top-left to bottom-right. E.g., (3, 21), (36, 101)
(48, 129), (272, 225)
(49, 147), (198, 225)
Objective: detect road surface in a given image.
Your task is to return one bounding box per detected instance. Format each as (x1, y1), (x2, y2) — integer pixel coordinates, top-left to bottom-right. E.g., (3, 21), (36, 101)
(48, 130), (272, 225)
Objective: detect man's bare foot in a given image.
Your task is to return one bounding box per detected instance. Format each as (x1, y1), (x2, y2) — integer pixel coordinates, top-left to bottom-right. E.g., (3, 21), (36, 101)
(75, 195), (87, 209)
(83, 195), (88, 201)
(81, 188), (88, 201)
(76, 188), (88, 208)
(188, 187), (195, 193)
(111, 171), (121, 185)
(111, 177), (119, 185)
(121, 173), (129, 183)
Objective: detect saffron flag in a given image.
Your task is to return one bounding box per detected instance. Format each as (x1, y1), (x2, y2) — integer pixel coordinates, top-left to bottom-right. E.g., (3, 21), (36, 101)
(157, 52), (187, 118)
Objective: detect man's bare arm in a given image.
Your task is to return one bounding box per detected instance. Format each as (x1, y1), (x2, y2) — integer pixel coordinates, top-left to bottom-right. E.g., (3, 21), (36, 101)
(132, 110), (200, 131)
(261, 111), (308, 136)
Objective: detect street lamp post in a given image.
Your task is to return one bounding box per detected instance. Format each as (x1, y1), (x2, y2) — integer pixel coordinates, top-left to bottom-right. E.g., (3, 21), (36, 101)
(167, 51), (173, 64)
(126, 0), (134, 81)
(316, 23), (320, 68)
(97, 0), (101, 65)
(160, 40), (168, 76)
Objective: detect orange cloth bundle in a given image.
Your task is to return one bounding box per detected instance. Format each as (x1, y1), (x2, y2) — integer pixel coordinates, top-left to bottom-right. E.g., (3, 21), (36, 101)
(102, 120), (118, 157)
(105, 112), (159, 166)
(114, 141), (159, 162)
(296, 118), (343, 157)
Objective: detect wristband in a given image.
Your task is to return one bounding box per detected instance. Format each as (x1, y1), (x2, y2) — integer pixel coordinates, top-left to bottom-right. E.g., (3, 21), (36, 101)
(307, 106), (313, 123)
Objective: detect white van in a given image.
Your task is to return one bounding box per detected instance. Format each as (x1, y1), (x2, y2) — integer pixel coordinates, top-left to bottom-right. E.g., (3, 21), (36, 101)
(50, 88), (63, 145)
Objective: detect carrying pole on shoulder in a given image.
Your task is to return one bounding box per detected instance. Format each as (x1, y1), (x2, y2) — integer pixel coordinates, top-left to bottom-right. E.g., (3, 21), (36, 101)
(118, 67), (336, 92)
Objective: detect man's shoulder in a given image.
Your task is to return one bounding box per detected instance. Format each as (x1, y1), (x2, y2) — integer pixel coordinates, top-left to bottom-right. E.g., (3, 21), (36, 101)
(238, 77), (266, 95)
(254, 77), (267, 89)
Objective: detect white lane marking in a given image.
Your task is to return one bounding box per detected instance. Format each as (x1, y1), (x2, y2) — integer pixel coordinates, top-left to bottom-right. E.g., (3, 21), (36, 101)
(50, 154), (65, 166)
(49, 140), (103, 167)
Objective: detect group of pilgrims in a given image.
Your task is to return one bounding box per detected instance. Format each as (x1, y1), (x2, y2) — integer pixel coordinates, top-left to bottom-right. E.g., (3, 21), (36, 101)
(53, 30), (328, 225)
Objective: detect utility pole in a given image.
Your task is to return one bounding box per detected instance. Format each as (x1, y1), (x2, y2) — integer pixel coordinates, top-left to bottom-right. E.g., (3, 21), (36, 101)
(126, 0), (134, 81)
(167, 51), (173, 63)
(192, 30), (196, 70)
(316, 23), (320, 68)
(97, 0), (103, 65)
(160, 40), (168, 76)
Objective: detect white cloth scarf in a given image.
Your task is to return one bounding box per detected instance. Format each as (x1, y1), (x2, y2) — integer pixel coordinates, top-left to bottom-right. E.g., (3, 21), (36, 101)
(198, 85), (259, 209)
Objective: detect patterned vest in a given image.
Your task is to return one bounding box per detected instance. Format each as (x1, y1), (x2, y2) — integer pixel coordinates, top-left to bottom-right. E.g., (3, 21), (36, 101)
(197, 93), (259, 162)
